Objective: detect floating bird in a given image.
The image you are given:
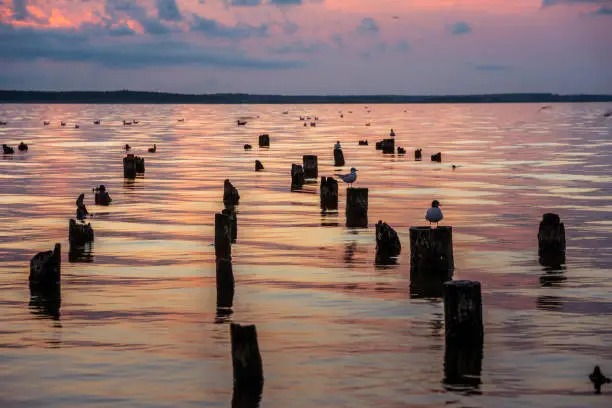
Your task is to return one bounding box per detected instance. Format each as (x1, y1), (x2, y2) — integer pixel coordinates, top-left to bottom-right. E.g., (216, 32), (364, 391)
(397, 147), (406, 154)
(336, 168), (358, 187)
(43, 121), (50, 126)
(177, 119), (184, 122)
(299, 116), (305, 121)
(123, 120), (132, 126)
(303, 122), (307, 127)
(237, 120), (247, 126)
(60, 121), (66, 126)
(540, 105), (551, 111)
(0, 121), (7, 125)
(604, 111), (612, 118)
(93, 120), (100, 125)
(2, 144), (15, 154)
(282, 111), (289, 115)
(452, 164), (456, 170)
(590, 366), (611, 394)
(340, 114), (344, 118)
(125, 144), (131, 151)
(244, 144), (252, 150)
(358, 140), (368, 146)
(310, 122), (316, 127)
(148, 144), (157, 153)
(74, 124), (80, 129)
(365, 122), (371, 127)
(425, 200), (443, 227)
(18, 142), (28, 152)
(314, 116), (319, 121)
(390, 128), (396, 137)
(133, 120), (139, 124)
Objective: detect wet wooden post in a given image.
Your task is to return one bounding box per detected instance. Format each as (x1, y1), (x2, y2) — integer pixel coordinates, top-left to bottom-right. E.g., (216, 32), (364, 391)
(382, 138), (395, 154)
(291, 164), (305, 189)
(431, 152), (442, 162)
(215, 213), (232, 259)
(346, 188), (368, 228)
(135, 156), (145, 173)
(443, 280), (483, 345)
(224, 180), (240, 207)
(302, 155), (318, 179)
(258, 134), (270, 148)
(375, 221), (401, 262)
(320, 177), (338, 210)
(333, 149), (345, 167)
(415, 149), (422, 161)
(538, 213), (566, 265)
(29, 243), (61, 288)
(222, 208), (238, 243)
(216, 257), (235, 310)
(123, 154), (137, 178)
(69, 219), (94, 245)
(375, 141), (383, 150)
(255, 160), (264, 171)
(443, 342), (483, 389)
(231, 323), (264, 390)
(409, 226), (454, 275)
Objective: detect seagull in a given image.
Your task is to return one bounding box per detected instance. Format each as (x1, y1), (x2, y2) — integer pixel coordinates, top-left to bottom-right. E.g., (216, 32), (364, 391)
(425, 200), (444, 227)
(337, 168), (358, 187)
(590, 366), (611, 394)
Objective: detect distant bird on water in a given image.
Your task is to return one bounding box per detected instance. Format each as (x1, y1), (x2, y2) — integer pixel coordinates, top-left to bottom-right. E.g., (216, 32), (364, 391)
(425, 200), (443, 227)
(148, 144), (157, 153)
(336, 168), (358, 187)
(590, 366), (611, 394)
(604, 111), (612, 118)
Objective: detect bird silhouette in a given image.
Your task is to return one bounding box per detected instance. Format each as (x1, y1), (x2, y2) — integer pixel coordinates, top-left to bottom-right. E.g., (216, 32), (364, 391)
(425, 200), (444, 227)
(590, 366), (611, 394)
(336, 168), (358, 187)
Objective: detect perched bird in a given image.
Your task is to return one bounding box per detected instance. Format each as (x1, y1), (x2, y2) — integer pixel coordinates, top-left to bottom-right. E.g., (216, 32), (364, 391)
(74, 124), (80, 129)
(244, 144), (252, 150)
(93, 120), (100, 125)
(337, 168), (358, 187)
(60, 121), (66, 126)
(148, 144), (157, 153)
(425, 200), (444, 227)
(43, 121), (50, 126)
(125, 144), (131, 151)
(390, 129), (396, 137)
(590, 366), (611, 394)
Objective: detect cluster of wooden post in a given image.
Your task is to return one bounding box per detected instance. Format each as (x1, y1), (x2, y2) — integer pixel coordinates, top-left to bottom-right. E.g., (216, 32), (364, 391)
(346, 188), (368, 227)
(537, 213), (566, 266)
(123, 154), (145, 178)
(69, 218), (94, 245)
(334, 149), (345, 166)
(320, 177), (338, 211)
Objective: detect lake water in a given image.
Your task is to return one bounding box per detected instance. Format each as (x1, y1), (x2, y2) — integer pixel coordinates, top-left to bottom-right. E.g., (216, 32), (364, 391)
(1, 103), (611, 407)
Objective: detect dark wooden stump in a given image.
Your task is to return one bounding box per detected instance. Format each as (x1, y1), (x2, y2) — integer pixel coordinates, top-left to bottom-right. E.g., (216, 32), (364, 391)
(215, 213), (232, 259)
(375, 141), (383, 150)
(231, 323), (264, 390)
(375, 221), (401, 261)
(244, 144), (252, 150)
(255, 160), (264, 171)
(29, 285), (61, 320)
(69, 219), (94, 245)
(320, 177), (339, 211)
(381, 138), (395, 154)
(222, 208), (238, 243)
(538, 213), (566, 265)
(431, 152), (442, 162)
(258, 134), (270, 147)
(443, 342), (483, 390)
(69, 242), (94, 263)
(358, 140), (368, 146)
(303, 155), (318, 179)
(29, 243), (61, 288)
(123, 154), (137, 178)
(409, 226), (454, 274)
(291, 164), (305, 189)
(397, 147), (406, 155)
(346, 188), (368, 228)
(216, 257), (235, 310)
(135, 156), (145, 173)
(444, 280), (483, 345)
(224, 179), (240, 207)
(333, 149), (345, 167)
(415, 149), (422, 161)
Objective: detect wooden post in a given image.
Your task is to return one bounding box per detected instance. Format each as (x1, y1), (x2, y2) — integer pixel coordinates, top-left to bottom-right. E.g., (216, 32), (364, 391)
(123, 154), (137, 178)
(135, 156), (145, 173)
(375, 141), (383, 150)
(216, 257), (235, 310)
(443, 342), (483, 390)
(415, 149), (422, 161)
(431, 152), (442, 162)
(255, 160), (264, 171)
(29, 243), (61, 288)
(320, 177), (338, 211)
(222, 208), (238, 243)
(258, 134), (270, 147)
(231, 323), (264, 389)
(291, 164), (305, 189)
(69, 242), (94, 263)
(302, 155), (318, 179)
(375, 221), (401, 261)
(346, 188), (368, 228)
(69, 219), (94, 245)
(538, 213), (566, 266)
(215, 213), (232, 259)
(443, 280), (483, 345)
(333, 149), (345, 166)
(29, 285), (61, 320)
(381, 138), (395, 154)
(409, 226), (454, 274)
(224, 179), (240, 207)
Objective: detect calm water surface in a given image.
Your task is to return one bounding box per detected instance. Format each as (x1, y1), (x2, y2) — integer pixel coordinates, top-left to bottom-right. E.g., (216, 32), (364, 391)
(1, 103), (611, 407)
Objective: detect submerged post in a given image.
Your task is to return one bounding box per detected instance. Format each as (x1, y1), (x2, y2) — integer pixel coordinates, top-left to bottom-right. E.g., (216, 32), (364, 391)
(216, 257), (235, 310)
(29, 243), (61, 288)
(409, 226), (454, 275)
(69, 219), (94, 245)
(346, 188), (368, 228)
(333, 149), (345, 167)
(538, 213), (566, 265)
(415, 149), (422, 161)
(215, 213), (232, 259)
(431, 152), (442, 162)
(231, 323), (264, 389)
(255, 160), (264, 171)
(258, 134), (270, 148)
(302, 155), (318, 179)
(320, 177), (339, 211)
(291, 164), (305, 189)
(443, 280), (483, 345)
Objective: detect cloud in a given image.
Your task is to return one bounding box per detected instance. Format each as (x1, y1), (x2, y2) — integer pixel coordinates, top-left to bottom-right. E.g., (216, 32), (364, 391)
(283, 21), (299, 35)
(475, 64), (512, 71)
(270, 40), (326, 54)
(104, 0), (178, 35)
(542, 0), (612, 7)
(357, 18), (379, 35)
(157, 0), (183, 21)
(332, 34), (343, 47)
(450, 21), (472, 35)
(79, 21), (137, 37)
(269, 0), (303, 4)
(190, 15), (269, 40)
(12, 0), (29, 21)
(393, 40), (410, 53)
(591, 6), (612, 14)
(228, 0), (262, 6)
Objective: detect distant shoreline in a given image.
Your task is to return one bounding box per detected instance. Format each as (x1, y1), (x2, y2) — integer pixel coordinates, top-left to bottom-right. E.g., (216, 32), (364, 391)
(1, 90), (611, 104)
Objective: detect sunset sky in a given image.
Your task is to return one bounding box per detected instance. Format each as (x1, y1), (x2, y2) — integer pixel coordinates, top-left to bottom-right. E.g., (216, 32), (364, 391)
(0, 0), (610, 94)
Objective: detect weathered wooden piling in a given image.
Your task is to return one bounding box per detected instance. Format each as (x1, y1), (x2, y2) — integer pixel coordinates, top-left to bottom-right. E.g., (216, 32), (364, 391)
(222, 208), (238, 243)
(69, 242), (94, 263)
(431, 152), (442, 162)
(346, 188), (368, 228)
(231, 323), (264, 389)
(291, 164), (305, 189)
(415, 148), (422, 161)
(409, 226), (454, 274)
(255, 160), (264, 171)
(375, 141), (383, 150)
(18, 142), (28, 152)
(443, 280), (483, 345)
(320, 177), (339, 210)
(123, 154), (145, 178)
(29, 285), (61, 320)
(215, 213), (232, 259)
(375, 221), (401, 260)
(381, 138), (395, 154)
(216, 257), (235, 310)
(333, 149), (345, 167)
(358, 140), (368, 146)
(443, 342), (483, 389)
(244, 144), (252, 150)
(303, 155), (318, 179)
(258, 134), (270, 148)
(223, 179), (240, 207)
(69, 219), (94, 245)
(397, 147), (406, 155)
(135, 156), (145, 173)
(29, 243), (61, 287)
(538, 213), (566, 262)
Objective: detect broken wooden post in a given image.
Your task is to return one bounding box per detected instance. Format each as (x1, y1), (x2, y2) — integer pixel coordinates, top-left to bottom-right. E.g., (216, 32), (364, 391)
(258, 134), (270, 147)
(123, 154), (137, 178)
(375, 141), (383, 150)
(320, 177), (338, 211)
(409, 226), (454, 275)
(69, 219), (94, 245)
(444, 280), (484, 345)
(255, 160), (264, 171)
(222, 208), (238, 243)
(303, 155), (318, 179)
(431, 152), (442, 162)
(375, 221), (401, 261)
(135, 156), (145, 173)
(215, 213), (232, 259)
(346, 188), (368, 228)
(415, 148), (422, 161)
(223, 179), (240, 207)
(381, 138), (395, 154)
(216, 257), (235, 310)
(231, 323), (264, 390)
(333, 149), (345, 167)
(29, 243), (61, 288)
(291, 164), (305, 189)
(538, 213), (566, 266)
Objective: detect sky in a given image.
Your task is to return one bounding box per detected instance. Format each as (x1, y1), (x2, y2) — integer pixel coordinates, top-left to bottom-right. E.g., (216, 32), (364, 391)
(0, 0), (611, 94)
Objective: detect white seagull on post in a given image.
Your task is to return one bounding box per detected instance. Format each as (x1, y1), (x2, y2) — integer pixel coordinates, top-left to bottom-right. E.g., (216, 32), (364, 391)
(425, 200), (443, 227)
(337, 167), (358, 187)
